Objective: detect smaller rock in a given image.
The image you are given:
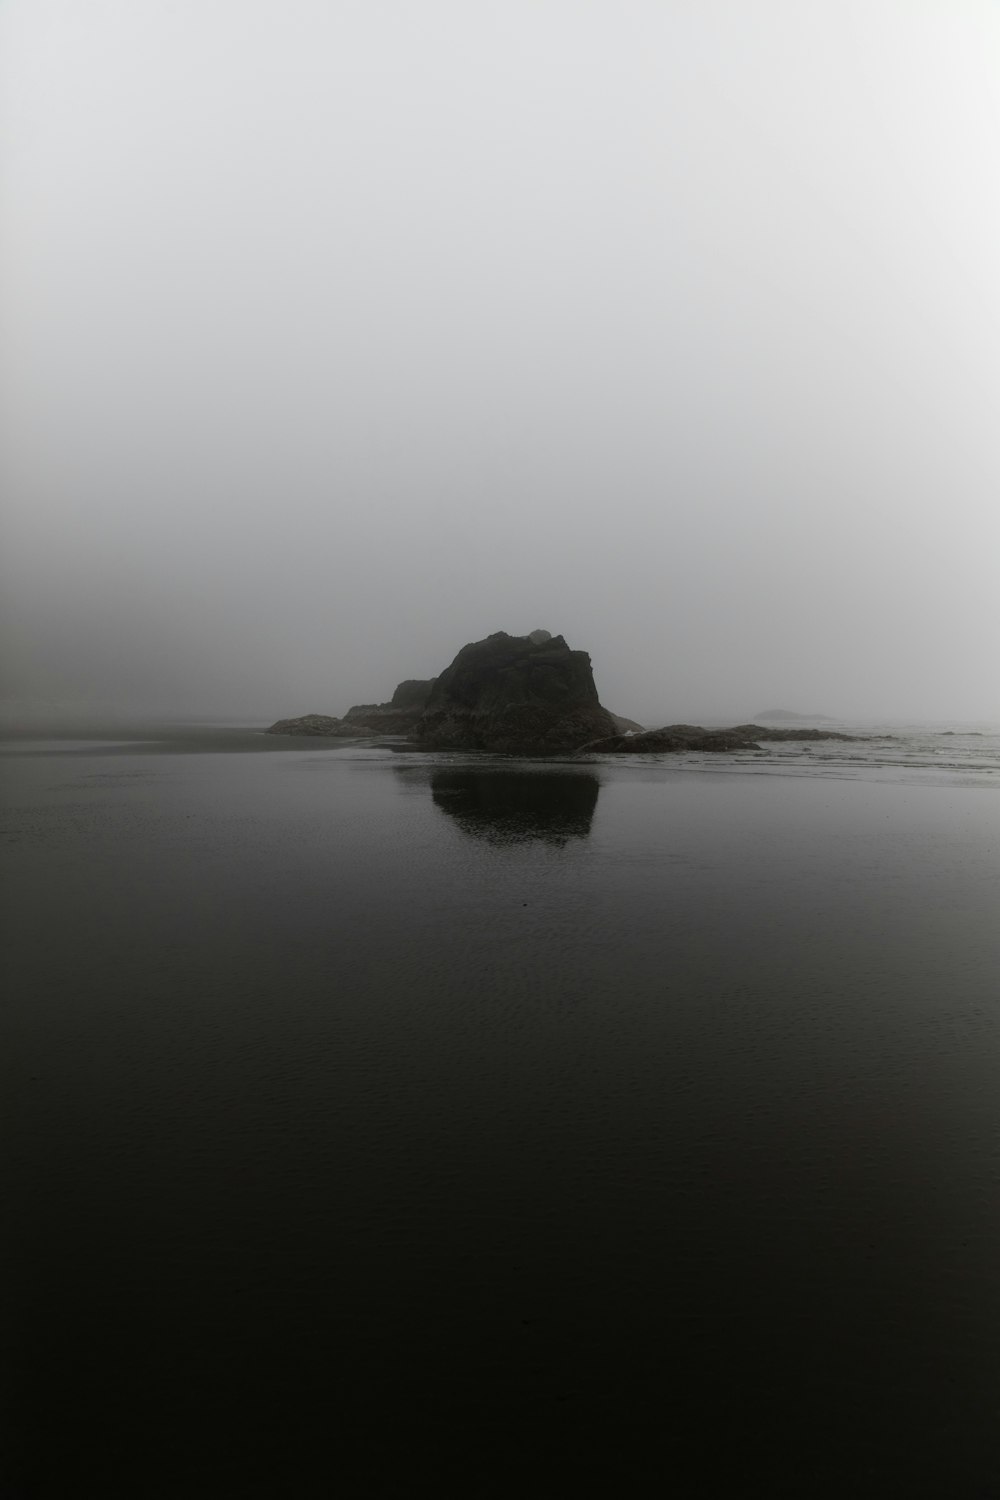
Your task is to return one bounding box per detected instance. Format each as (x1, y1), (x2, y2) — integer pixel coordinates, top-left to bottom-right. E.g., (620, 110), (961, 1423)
(579, 721), (874, 754)
(579, 724), (761, 753)
(265, 714), (366, 738)
(342, 678), (437, 733)
(729, 724), (862, 742)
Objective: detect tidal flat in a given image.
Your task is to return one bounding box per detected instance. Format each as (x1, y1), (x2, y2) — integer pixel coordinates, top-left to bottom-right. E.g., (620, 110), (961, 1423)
(2, 725), (999, 1494)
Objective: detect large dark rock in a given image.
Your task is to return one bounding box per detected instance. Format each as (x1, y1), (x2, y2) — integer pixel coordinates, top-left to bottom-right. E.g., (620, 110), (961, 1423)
(267, 634), (640, 753)
(414, 631), (618, 754)
(265, 714), (367, 738)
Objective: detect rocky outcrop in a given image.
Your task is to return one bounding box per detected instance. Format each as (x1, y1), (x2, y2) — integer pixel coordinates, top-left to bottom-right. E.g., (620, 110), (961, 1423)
(580, 724), (762, 753)
(265, 655), (870, 755)
(413, 631), (618, 754)
(265, 714), (368, 738)
(267, 632), (638, 753)
(343, 704), (420, 733)
(730, 724), (862, 742)
(343, 678), (436, 734)
(579, 722), (867, 753)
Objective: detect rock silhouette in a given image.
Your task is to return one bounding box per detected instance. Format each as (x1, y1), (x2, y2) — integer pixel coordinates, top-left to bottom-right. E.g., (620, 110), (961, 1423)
(266, 631), (866, 754)
(415, 631), (617, 754)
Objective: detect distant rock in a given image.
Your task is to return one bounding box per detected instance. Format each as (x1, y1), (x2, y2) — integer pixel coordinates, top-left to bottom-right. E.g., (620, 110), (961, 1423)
(265, 714), (367, 738)
(526, 629), (553, 645)
(414, 631), (618, 754)
(754, 708), (836, 723)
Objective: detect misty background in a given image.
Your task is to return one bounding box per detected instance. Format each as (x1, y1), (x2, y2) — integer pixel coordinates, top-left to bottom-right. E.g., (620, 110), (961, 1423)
(1, 0), (997, 726)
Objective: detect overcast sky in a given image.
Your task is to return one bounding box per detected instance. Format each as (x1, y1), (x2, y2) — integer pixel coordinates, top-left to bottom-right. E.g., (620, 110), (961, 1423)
(1, 0), (997, 724)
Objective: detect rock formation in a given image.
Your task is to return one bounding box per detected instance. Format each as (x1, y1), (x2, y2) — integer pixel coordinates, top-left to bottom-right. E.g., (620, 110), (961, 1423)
(265, 648), (869, 754)
(579, 724), (762, 753)
(265, 714), (366, 738)
(342, 704), (420, 734)
(578, 722), (866, 753)
(730, 724), (861, 742)
(413, 631), (618, 754)
(342, 678), (437, 734)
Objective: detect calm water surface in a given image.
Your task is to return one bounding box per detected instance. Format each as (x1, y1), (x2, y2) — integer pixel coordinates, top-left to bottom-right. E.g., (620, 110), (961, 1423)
(2, 728), (999, 1494)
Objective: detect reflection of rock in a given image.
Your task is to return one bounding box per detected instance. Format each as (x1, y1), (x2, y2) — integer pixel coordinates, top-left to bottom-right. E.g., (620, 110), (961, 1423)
(416, 632), (617, 754)
(265, 714), (366, 737)
(430, 769), (599, 845)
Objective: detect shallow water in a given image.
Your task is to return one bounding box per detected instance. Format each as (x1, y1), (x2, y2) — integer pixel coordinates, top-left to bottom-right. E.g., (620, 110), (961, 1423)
(2, 728), (999, 1494)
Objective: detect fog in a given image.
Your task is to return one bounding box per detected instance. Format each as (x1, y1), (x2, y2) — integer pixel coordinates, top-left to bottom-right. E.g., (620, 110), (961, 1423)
(2, 1), (998, 726)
